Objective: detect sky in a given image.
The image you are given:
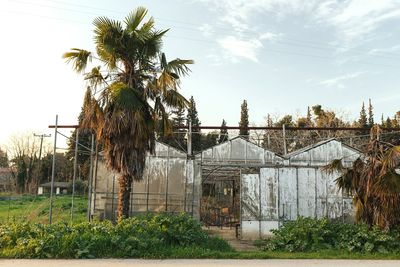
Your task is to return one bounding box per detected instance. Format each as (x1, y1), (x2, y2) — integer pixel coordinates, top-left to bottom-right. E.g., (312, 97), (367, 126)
(1, 0), (400, 149)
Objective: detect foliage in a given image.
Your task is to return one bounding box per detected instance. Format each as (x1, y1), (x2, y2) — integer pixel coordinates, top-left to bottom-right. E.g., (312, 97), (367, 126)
(68, 180), (87, 195)
(324, 126), (400, 229)
(187, 96), (201, 153)
(260, 217), (400, 253)
(218, 119), (228, 143)
(239, 100), (249, 140)
(368, 98), (374, 127)
(0, 148), (8, 167)
(63, 7), (193, 219)
(201, 131), (219, 150)
(158, 104), (187, 151)
(66, 95), (93, 182)
(358, 102), (368, 128)
(39, 153), (73, 183)
(0, 213), (231, 258)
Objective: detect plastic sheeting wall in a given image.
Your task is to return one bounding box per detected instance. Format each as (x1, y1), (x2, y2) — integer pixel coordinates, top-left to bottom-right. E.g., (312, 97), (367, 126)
(241, 167), (354, 240)
(92, 142), (201, 221)
(197, 137), (282, 164)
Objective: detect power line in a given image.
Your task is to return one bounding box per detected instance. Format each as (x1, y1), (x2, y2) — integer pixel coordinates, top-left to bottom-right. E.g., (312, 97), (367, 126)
(9, 0), (400, 64)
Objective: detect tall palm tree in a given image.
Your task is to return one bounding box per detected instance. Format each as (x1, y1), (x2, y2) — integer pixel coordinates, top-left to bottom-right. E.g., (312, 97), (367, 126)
(324, 126), (400, 229)
(63, 7), (193, 219)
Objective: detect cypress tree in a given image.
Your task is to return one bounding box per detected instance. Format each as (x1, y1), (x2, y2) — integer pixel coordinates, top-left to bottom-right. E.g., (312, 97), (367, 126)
(239, 100), (249, 140)
(187, 96), (201, 153)
(171, 105), (187, 150)
(306, 106), (312, 125)
(368, 99), (374, 127)
(358, 102), (368, 128)
(66, 87), (93, 181)
(218, 119), (228, 143)
(386, 117), (393, 129)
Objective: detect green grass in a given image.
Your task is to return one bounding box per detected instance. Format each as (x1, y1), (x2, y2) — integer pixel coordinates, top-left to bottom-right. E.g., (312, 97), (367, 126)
(145, 250), (400, 259)
(0, 194), (87, 224)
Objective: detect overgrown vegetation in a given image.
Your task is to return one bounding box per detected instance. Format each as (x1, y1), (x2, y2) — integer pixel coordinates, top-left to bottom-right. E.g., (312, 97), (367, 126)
(0, 213), (231, 259)
(0, 195), (87, 224)
(258, 217), (400, 254)
(325, 126), (400, 229)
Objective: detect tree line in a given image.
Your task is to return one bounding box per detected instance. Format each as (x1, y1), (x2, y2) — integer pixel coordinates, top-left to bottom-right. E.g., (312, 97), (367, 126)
(154, 97), (400, 155)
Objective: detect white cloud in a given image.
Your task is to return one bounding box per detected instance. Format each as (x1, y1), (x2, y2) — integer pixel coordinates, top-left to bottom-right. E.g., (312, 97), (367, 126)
(196, 0), (400, 47)
(317, 0), (400, 42)
(320, 71), (366, 88)
(198, 23), (214, 37)
(259, 32), (281, 41)
(368, 44), (400, 55)
(217, 36), (263, 62)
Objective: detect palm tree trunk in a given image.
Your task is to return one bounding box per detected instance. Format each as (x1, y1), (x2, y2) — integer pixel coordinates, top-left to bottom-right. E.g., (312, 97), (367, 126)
(117, 174), (133, 220)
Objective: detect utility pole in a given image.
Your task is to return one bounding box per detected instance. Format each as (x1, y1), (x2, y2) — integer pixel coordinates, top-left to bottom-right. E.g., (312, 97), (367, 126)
(33, 133), (51, 195)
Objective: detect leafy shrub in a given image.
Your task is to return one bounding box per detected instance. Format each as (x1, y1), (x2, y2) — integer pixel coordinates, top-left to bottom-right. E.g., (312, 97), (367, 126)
(0, 213), (231, 258)
(260, 217), (400, 253)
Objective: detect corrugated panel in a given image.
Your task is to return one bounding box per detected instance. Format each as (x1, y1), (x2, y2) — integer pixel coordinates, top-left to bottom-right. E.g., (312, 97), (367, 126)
(289, 153), (311, 166)
(241, 174), (260, 220)
(260, 168), (278, 220)
(279, 167), (297, 220)
(325, 140), (343, 162)
(297, 168), (316, 218)
(315, 169), (327, 219)
(327, 197), (343, 219)
(327, 171), (341, 197)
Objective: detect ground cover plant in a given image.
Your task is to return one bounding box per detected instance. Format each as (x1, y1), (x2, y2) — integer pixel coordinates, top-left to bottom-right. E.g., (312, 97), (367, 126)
(0, 213), (231, 258)
(0, 195), (87, 224)
(257, 217), (400, 254)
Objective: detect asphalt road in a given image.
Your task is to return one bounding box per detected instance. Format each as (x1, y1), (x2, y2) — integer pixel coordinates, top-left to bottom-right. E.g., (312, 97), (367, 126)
(1, 259), (400, 267)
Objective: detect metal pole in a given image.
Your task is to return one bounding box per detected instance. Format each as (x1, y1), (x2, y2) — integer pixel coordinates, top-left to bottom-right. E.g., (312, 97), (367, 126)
(111, 174), (115, 222)
(93, 141), (99, 217)
(282, 124), (287, 155)
(71, 128), (79, 223)
(187, 119), (192, 156)
(49, 115), (58, 225)
(87, 134), (95, 222)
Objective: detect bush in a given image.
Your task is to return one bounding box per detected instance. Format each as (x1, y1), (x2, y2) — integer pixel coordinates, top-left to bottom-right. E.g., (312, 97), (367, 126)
(0, 213), (231, 258)
(260, 217), (400, 253)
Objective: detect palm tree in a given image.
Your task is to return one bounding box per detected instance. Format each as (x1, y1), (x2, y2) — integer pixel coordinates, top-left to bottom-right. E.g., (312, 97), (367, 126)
(324, 126), (400, 229)
(63, 7), (193, 219)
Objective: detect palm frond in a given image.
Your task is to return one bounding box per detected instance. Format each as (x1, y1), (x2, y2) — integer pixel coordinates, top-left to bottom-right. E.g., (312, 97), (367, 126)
(124, 6), (148, 33)
(62, 48), (92, 73)
(375, 171), (400, 195)
(334, 170), (354, 194)
(84, 66), (107, 89)
(160, 54), (194, 78)
(381, 146), (400, 173)
(108, 82), (145, 111)
(322, 159), (345, 174)
(163, 89), (188, 109)
(93, 16), (124, 69)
